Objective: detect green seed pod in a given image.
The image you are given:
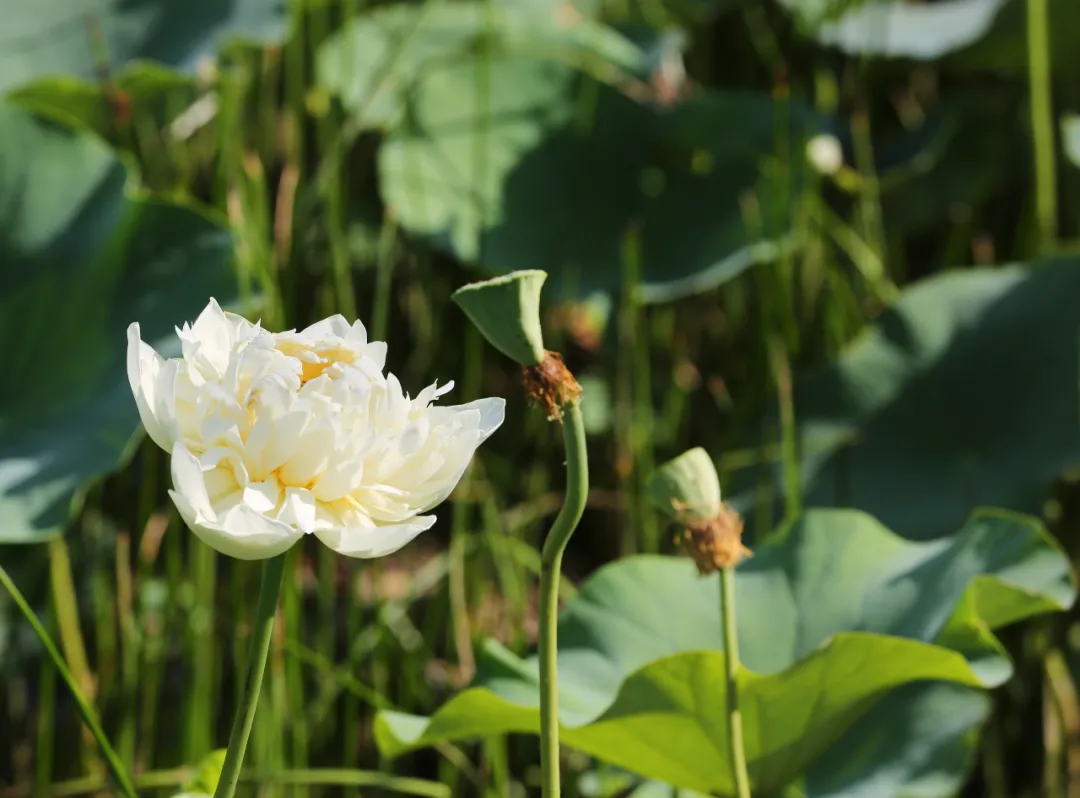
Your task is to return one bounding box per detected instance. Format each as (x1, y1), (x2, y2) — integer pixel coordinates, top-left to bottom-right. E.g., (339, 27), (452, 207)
(647, 447), (722, 524)
(452, 270), (547, 367)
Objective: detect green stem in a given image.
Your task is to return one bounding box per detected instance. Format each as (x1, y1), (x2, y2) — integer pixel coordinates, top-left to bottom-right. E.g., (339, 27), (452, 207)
(538, 402), (589, 798)
(0, 563), (136, 798)
(213, 552), (287, 798)
(186, 540), (218, 761)
(721, 566), (751, 798)
(1027, 0), (1057, 250)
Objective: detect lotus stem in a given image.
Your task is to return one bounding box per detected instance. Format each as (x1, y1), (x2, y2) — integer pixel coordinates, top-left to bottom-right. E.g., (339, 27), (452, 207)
(1027, 0), (1056, 250)
(213, 551), (287, 798)
(538, 401), (589, 798)
(721, 565), (752, 798)
(0, 563), (137, 798)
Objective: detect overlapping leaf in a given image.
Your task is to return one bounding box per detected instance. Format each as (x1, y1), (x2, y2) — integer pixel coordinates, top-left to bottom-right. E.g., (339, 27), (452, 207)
(780, 0), (1080, 72)
(0, 0), (287, 94)
(749, 259), (1080, 541)
(781, 0), (1007, 60)
(320, 2), (819, 301)
(375, 509), (1074, 793)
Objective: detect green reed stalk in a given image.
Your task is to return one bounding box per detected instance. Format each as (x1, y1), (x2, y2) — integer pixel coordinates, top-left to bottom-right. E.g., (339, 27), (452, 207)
(33, 596), (57, 794)
(721, 566), (751, 798)
(213, 552), (287, 798)
(538, 402), (589, 798)
(1027, 0), (1057, 250)
(0, 562), (136, 798)
(185, 539), (217, 761)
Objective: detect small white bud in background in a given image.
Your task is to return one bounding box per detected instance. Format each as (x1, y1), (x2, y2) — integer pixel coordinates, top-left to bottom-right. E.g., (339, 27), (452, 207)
(805, 133), (844, 176)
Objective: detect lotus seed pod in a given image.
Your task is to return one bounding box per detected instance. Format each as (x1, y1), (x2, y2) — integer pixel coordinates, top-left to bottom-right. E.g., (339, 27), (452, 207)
(647, 447), (722, 523)
(452, 270), (547, 367)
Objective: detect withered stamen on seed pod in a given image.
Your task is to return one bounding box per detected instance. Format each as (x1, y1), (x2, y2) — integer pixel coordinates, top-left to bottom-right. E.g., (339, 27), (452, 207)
(523, 351), (582, 421)
(673, 502), (751, 575)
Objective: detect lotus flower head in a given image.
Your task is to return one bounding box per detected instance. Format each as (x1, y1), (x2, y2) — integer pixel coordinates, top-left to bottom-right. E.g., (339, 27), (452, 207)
(127, 300), (504, 559)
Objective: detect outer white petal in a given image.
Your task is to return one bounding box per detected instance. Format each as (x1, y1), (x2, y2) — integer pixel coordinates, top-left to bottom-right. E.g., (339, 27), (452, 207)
(399, 397), (505, 515)
(365, 341), (388, 372)
(126, 322), (176, 451)
(300, 315), (352, 339)
(412, 426), (482, 514)
(180, 299), (234, 377)
(315, 515), (436, 559)
(170, 444), (302, 560)
(224, 310), (262, 342)
(190, 298), (233, 347)
(451, 397), (505, 441)
(171, 444), (215, 519)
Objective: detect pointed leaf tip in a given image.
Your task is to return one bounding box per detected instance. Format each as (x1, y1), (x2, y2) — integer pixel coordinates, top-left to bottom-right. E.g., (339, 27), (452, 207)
(452, 270), (547, 366)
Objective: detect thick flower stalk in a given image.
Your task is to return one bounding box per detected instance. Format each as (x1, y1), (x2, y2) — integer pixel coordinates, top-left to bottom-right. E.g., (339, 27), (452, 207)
(127, 299), (504, 798)
(127, 298), (505, 560)
(452, 271), (587, 798)
(648, 448), (751, 798)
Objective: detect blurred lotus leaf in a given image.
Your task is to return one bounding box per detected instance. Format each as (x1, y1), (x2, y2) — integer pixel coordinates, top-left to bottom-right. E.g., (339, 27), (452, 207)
(618, 682), (990, 797)
(801, 682), (990, 797)
(0, 103), (239, 544)
(781, 0), (1080, 72)
(0, 0), (287, 95)
(320, 2), (819, 301)
(374, 508), (1074, 793)
(781, 0), (1008, 59)
(318, 1), (649, 131)
(752, 259), (1080, 541)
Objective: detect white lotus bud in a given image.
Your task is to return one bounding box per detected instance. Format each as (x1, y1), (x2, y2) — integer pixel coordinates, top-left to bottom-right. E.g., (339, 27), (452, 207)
(805, 134), (844, 176)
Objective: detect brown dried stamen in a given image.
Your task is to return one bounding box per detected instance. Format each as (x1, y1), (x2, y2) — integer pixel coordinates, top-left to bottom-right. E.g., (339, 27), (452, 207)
(674, 504), (751, 575)
(523, 351), (582, 421)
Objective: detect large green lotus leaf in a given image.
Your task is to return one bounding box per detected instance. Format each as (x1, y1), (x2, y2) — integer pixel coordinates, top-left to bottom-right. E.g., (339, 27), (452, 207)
(598, 683), (989, 798)
(374, 509), (1074, 793)
(325, 2), (814, 301)
(317, 2), (648, 131)
(0, 103), (238, 543)
(382, 640), (979, 795)
(378, 53), (812, 301)
(0, 0), (286, 95)
(802, 683), (989, 797)
(752, 260), (1080, 541)
(610, 683), (987, 798)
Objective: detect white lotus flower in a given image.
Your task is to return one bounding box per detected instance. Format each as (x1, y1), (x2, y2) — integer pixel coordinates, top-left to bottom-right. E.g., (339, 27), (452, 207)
(127, 300), (505, 560)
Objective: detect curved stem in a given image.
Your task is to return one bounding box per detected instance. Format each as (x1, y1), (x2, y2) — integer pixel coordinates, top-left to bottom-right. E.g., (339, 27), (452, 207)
(721, 566), (751, 798)
(213, 552), (287, 798)
(0, 563), (137, 798)
(538, 402), (589, 798)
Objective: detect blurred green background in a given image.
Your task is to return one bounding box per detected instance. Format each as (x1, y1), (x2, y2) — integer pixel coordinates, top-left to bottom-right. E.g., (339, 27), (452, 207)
(3, 0), (1080, 795)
